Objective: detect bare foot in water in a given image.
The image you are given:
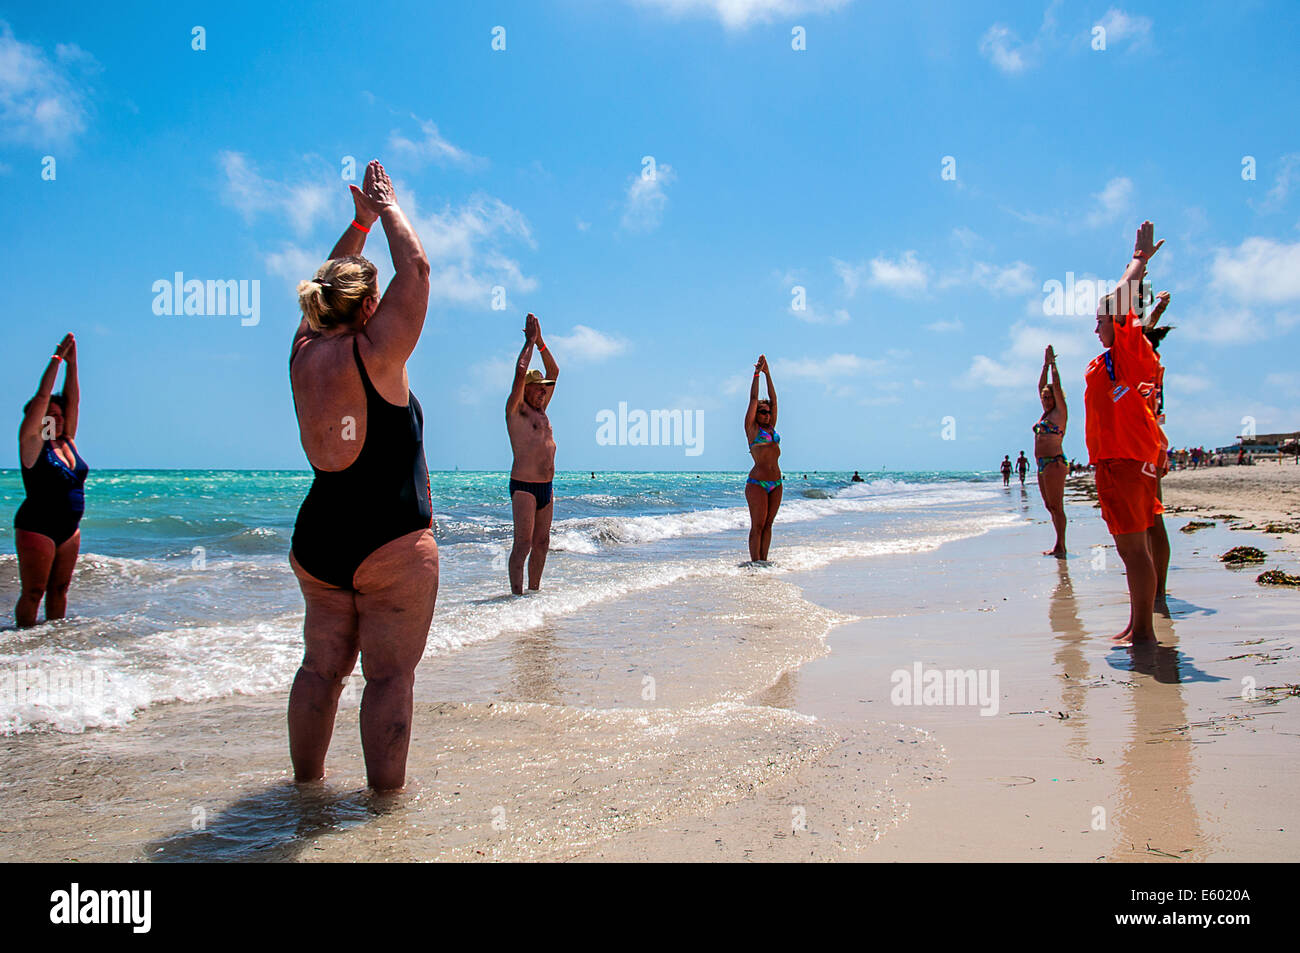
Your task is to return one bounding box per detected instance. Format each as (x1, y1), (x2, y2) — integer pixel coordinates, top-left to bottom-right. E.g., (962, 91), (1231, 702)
(1154, 594), (1170, 617)
(1112, 625), (1157, 645)
(1042, 546), (1067, 558)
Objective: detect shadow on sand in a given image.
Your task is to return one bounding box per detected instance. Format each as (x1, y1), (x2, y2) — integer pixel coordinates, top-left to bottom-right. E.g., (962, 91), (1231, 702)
(145, 780), (404, 862)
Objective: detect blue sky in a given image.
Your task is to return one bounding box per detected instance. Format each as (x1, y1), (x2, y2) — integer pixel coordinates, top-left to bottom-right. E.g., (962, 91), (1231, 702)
(3, 0), (1298, 471)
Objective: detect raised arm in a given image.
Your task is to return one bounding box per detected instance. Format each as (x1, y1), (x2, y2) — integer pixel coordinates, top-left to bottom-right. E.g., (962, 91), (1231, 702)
(535, 317), (559, 411)
(357, 161), (430, 369)
(1113, 220), (1163, 321)
(20, 335), (72, 466)
(1148, 290), (1171, 328)
(293, 181), (380, 346)
(744, 354), (764, 431)
(506, 314), (539, 415)
(763, 358), (777, 428)
(62, 334), (80, 439)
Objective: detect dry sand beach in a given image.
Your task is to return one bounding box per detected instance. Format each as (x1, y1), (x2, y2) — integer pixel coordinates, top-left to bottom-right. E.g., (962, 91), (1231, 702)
(0, 468), (1295, 863)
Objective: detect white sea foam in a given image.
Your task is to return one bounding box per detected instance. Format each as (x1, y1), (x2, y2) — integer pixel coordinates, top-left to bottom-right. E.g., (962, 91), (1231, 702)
(0, 479), (1015, 734)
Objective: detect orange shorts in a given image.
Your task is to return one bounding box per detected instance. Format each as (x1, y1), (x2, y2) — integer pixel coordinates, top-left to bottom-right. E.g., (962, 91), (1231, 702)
(1095, 458), (1164, 536)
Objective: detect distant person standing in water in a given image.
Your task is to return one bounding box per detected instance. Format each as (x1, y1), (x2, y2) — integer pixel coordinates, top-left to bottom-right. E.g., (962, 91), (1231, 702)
(14, 333), (87, 627)
(288, 160), (437, 792)
(1034, 345), (1069, 557)
(851, 470), (864, 482)
(506, 312), (559, 594)
(1000, 455), (1012, 486)
(1016, 451), (1029, 485)
(744, 354), (782, 562)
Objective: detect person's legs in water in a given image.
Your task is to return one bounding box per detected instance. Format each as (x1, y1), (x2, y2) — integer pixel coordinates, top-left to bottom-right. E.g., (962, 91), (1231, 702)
(288, 553), (360, 783)
(744, 481), (770, 562)
(14, 529), (55, 628)
(44, 530), (81, 621)
(353, 528), (438, 791)
(1149, 478), (1170, 614)
(509, 489), (538, 595)
(759, 484), (783, 560)
(1111, 530), (1157, 644)
(528, 498), (553, 590)
(1037, 460), (1068, 557)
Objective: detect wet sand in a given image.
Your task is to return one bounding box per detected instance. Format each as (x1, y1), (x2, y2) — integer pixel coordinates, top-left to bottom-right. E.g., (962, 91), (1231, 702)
(1, 492), (1295, 862)
(581, 493), (1299, 862)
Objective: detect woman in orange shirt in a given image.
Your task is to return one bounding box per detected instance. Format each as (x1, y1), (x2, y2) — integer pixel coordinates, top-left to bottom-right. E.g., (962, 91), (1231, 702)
(1084, 221), (1165, 644)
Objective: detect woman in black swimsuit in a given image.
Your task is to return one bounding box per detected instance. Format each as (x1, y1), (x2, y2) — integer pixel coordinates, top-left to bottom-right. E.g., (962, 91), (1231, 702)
(288, 160), (436, 792)
(1034, 345), (1069, 557)
(14, 333), (87, 627)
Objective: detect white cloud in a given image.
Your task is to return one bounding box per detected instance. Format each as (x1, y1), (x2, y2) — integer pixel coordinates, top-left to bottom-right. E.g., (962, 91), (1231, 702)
(775, 353), (888, 382)
(1264, 372), (1300, 397)
(979, 2), (1060, 75)
(1166, 372), (1211, 394)
(266, 243), (325, 284)
(219, 151), (335, 236)
(962, 321), (1093, 390)
(791, 302), (850, 325)
(1209, 237), (1300, 304)
(630, 0), (853, 30)
(1251, 153), (1300, 213)
(1096, 8), (1153, 49)
(1084, 176), (1134, 227)
(406, 192), (538, 306)
(836, 252), (929, 297)
(389, 116), (481, 169)
(548, 324), (628, 363)
(926, 319), (963, 333)
(979, 25), (1031, 74)
(458, 356), (514, 405)
(940, 261), (1035, 296)
(621, 163), (677, 232)
(0, 22), (98, 146)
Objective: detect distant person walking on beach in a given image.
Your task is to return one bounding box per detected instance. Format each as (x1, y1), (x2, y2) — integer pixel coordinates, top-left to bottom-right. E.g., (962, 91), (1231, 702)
(13, 333), (87, 628)
(506, 312), (559, 594)
(1034, 345), (1069, 557)
(1085, 221), (1166, 645)
(744, 355), (782, 562)
(287, 160), (437, 791)
(1000, 455), (1012, 486)
(1144, 291), (1174, 612)
(1015, 451), (1029, 485)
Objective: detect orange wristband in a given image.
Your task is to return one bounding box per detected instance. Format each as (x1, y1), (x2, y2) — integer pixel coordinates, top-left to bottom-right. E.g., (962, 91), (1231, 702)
(351, 220), (370, 233)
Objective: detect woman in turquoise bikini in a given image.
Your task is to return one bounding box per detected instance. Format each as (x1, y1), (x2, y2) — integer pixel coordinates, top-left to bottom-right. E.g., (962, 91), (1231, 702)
(744, 354), (782, 562)
(1035, 345), (1069, 557)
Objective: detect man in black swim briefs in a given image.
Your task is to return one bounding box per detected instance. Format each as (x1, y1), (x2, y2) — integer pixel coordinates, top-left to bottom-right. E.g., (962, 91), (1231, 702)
(506, 313), (559, 594)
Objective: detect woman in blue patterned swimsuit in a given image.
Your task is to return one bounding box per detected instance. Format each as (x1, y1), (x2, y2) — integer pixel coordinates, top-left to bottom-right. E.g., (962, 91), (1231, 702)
(1034, 345), (1069, 557)
(744, 354), (782, 562)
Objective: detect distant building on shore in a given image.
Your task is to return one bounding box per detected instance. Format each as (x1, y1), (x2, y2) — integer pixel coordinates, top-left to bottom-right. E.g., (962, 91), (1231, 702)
(1214, 431), (1300, 458)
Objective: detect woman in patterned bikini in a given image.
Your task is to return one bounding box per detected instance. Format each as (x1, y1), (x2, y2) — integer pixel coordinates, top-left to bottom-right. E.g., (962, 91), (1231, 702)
(1035, 345), (1069, 557)
(744, 354), (782, 563)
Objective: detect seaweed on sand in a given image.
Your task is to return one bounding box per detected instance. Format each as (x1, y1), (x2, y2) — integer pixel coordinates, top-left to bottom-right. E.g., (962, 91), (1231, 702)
(1221, 546), (1267, 564)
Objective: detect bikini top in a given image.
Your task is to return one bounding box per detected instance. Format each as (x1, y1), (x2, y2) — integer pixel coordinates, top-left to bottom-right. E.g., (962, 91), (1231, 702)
(1033, 414), (1063, 436)
(749, 427), (780, 449)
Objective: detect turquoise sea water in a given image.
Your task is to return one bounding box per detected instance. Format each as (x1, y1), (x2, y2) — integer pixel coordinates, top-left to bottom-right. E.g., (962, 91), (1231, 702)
(0, 469), (1017, 733)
